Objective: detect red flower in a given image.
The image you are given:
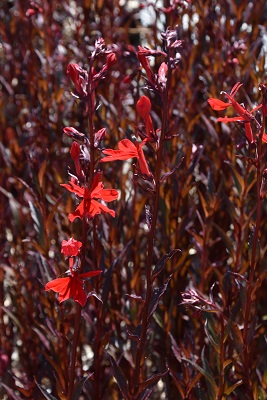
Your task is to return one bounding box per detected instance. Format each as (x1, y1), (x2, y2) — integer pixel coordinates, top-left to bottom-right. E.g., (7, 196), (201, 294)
(61, 237), (82, 257)
(100, 139), (151, 176)
(208, 82), (262, 143)
(45, 267), (101, 306)
(136, 96), (155, 140)
(61, 173), (118, 222)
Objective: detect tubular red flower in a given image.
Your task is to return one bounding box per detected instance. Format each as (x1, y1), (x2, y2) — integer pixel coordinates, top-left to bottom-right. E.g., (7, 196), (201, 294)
(208, 83), (260, 143)
(61, 175), (118, 221)
(100, 139), (151, 176)
(45, 270), (101, 306)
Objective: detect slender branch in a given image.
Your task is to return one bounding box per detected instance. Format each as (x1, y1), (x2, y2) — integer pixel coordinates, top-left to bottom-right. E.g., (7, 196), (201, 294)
(242, 114), (265, 388)
(217, 315), (225, 400)
(132, 61), (172, 396)
(67, 303), (82, 400)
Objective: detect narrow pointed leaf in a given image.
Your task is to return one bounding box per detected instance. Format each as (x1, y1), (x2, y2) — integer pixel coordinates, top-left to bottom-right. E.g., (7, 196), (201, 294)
(35, 381), (58, 400)
(72, 374), (94, 400)
(153, 250), (180, 278)
(107, 353), (128, 399)
(148, 275), (172, 318)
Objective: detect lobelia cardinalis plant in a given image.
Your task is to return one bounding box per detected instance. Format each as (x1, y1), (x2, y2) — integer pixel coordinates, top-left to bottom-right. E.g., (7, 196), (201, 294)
(180, 81), (267, 398)
(45, 38), (119, 399)
(99, 29), (183, 399)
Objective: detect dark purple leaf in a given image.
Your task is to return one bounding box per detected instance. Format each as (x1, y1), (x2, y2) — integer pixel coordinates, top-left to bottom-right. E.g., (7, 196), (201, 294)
(148, 275), (172, 318)
(107, 353), (129, 399)
(152, 249), (181, 279)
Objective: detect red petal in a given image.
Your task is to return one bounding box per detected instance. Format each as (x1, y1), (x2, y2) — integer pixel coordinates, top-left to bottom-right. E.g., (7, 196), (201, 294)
(95, 188), (119, 202)
(45, 277), (71, 293)
(69, 278), (87, 306)
(217, 116), (244, 122)
(79, 270), (102, 279)
(100, 139), (137, 162)
(61, 181), (85, 197)
(207, 98), (230, 110)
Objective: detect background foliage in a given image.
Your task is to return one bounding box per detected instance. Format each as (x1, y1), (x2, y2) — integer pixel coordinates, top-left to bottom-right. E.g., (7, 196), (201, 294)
(1, 0), (267, 399)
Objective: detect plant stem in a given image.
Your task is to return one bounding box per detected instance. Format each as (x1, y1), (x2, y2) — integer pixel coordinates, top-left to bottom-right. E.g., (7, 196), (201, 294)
(67, 303), (82, 400)
(242, 114), (265, 388)
(217, 315), (225, 400)
(132, 63), (172, 396)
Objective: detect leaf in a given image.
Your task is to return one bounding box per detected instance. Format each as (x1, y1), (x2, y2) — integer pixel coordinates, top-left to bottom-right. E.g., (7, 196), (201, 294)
(72, 373), (94, 400)
(107, 353), (128, 399)
(125, 294), (145, 304)
(38, 159), (47, 190)
(35, 381), (58, 400)
(201, 347), (217, 398)
(168, 367), (186, 397)
(1, 306), (24, 332)
(152, 249), (180, 279)
(181, 356), (217, 394)
(160, 158), (184, 183)
(223, 359), (232, 370)
(204, 319), (220, 353)
(0, 383), (23, 400)
(45, 195), (63, 237)
(137, 370), (168, 394)
(213, 222), (234, 259)
(224, 380), (243, 395)
(148, 275), (172, 318)
(28, 200), (45, 245)
(224, 161), (244, 194)
(169, 332), (182, 362)
(145, 205), (152, 230)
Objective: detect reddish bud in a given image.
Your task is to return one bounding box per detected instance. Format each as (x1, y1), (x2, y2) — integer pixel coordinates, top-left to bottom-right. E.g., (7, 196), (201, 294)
(94, 128), (106, 148)
(136, 96), (155, 140)
(63, 127), (85, 142)
(106, 52), (117, 68)
(70, 142), (80, 161)
(244, 122), (254, 143)
(158, 62), (168, 85)
(136, 96), (151, 119)
(67, 63), (87, 97)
